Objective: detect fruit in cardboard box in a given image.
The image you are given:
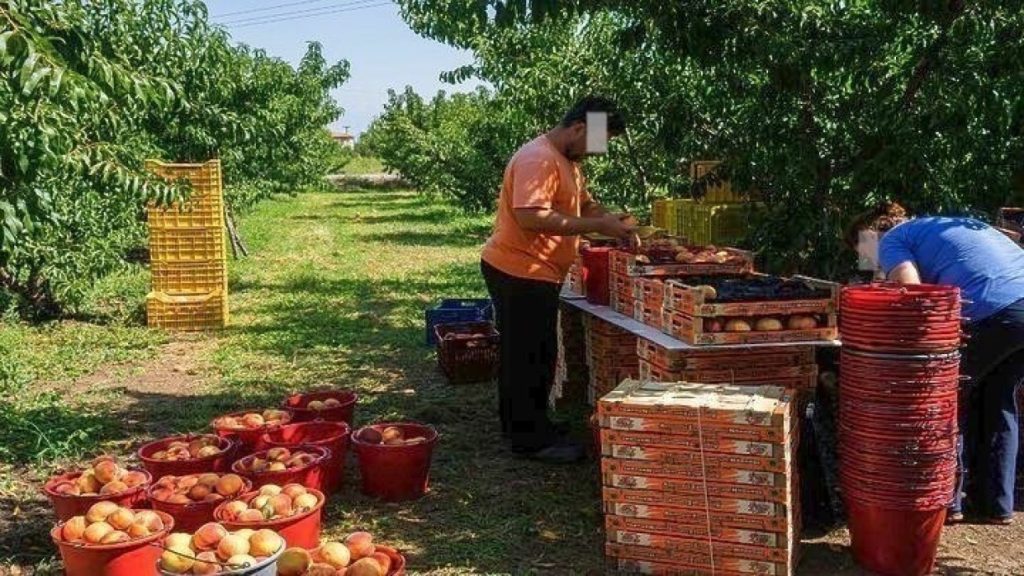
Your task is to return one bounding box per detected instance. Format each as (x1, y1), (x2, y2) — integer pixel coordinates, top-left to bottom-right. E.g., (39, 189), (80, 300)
(755, 317), (783, 331)
(724, 319), (752, 332)
(788, 315), (819, 330)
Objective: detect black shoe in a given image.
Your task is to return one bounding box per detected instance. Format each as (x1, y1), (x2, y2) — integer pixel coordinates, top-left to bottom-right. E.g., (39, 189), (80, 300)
(525, 440), (585, 464)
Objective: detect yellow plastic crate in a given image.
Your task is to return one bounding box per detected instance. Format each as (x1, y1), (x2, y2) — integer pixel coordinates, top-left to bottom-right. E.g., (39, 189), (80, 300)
(674, 202), (759, 246)
(149, 227), (226, 263)
(146, 160), (225, 229)
(691, 160), (745, 203)
(146, 290), (227, 331)
(151, 260), (227, 294)
(665, 199), (694, 237)
(651, 200), (669, 229)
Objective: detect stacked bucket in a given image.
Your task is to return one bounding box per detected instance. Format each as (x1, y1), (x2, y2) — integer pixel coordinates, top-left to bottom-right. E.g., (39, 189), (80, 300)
(145, 160), (229, 331)
(838, 284), (962, 576)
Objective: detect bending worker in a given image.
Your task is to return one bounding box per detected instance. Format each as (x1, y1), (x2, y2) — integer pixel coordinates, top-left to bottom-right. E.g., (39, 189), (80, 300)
(848, 203), (1024, 523)
(480, 97), (636, 463)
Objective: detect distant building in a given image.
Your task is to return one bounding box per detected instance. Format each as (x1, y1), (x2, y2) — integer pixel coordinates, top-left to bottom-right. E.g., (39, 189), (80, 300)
(331, 130), (355, 149)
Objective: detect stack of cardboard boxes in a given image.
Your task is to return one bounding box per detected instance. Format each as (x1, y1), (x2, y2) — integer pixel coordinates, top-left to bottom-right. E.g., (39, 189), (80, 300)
(583, 316), (640, 405)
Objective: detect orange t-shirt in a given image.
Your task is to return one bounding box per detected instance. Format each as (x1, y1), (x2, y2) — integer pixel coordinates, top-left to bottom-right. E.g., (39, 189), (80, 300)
(481, 136), (592, 284)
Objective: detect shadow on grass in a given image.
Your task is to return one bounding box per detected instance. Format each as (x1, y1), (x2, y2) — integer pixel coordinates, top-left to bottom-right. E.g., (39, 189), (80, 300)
(356, 231), (488, 249)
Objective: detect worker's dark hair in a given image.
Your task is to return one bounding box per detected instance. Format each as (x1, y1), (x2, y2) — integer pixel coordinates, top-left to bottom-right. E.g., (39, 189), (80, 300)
(843, 202), (911, 249)
(561, 96), (626, 135)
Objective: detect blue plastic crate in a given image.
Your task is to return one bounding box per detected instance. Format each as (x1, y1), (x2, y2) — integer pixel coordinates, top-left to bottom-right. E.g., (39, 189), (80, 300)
(425, 298), (493, 345)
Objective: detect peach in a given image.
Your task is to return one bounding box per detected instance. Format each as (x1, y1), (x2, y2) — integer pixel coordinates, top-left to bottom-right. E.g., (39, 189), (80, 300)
(404, 437), (426, 446)
(226, 553), (258, 569)
(100, 480), (129, 495)
(215, 474), (244, 497)
(107, 507), (135, 531)
(165, 532), (192, 548)
(267, 447), (291, 462)
(241, 414), (265, 428)
(204, 492), (224, 503)
(61, 516), (88, 542)
(193, 522), (228, 551)
(293, 493), (319, 511)
(234, 528), (255, 540)
(347, 558), (383, 576)
(121, 471), (148, 488)
(153, 450), (169, 460)
(221, 501), (248, 521)
(192, 550), (222, 575)
(323, 398), (342, 408)
(250, 495), (272, 510)
(258, 484), (283, 496)
(381, 427), (404, 443)
(127, 522), (150, 538)
(371, 552), (392, 574)
(217, 416), (240, 429)
(281, 484), (307, 499)
(93, 459), (121, 484)
(52, 481), (80, 496)
(152, 486), (176, 502)
(160, 544), (195, 573)
(249, 458), (268, 473)
(277, 547), (312, 576)
(77, 472), (102, 494)
(238, 509), (266, 522)
(286, 453), (315, 467)
(269, 494), (293, 516)
(86, 501), (119, 523)
(216, 533), (250, 561)
(319, 541), (351, 568)
(196, 445), (221, 458)
(248, 529), (283, 557)
(168, 493), (192, 505)
(83, 521), (114, 544)
(345, 532), (375, 560)
(178, 475), (200, 490)
(189, 484), (213, 501)
(197, 473), (220, 487)
(134, 510), (165, 532)
(268, 462), (287, 472)
(100, 530), (130, 544)
(359, 428), (383, 444)
(307, 564), (337, 576)
(307, 400), (326, 411)
(383, 437), (405, 446)
(188, 438), (211, 455)
(263, 409), (288, 421)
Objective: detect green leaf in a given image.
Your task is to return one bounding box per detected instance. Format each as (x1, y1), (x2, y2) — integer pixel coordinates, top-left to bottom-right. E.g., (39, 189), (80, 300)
(22, 65), (51, 96)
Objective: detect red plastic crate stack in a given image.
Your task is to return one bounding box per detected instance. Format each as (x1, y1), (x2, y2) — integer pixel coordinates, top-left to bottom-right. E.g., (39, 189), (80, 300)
(583, 316), (640, 405)
(598, 379), (801, 575)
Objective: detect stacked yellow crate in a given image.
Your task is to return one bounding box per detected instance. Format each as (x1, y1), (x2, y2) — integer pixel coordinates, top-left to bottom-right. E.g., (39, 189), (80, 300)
(662, 161), (761, 245)
(145, 160), (229, 331)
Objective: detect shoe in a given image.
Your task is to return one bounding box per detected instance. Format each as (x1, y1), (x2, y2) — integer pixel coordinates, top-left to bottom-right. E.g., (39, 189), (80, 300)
(984, 515), (1013, 525)
(946, 512), (964, 525)
(525, 440), (586, 464)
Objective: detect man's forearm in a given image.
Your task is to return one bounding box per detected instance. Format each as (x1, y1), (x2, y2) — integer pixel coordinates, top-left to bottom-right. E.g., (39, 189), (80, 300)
(514, 208), (604, 236)
(581, 200), (609, 218)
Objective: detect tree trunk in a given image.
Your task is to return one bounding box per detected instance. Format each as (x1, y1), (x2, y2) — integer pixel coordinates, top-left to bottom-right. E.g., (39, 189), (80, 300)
(0, 267), (61, 319)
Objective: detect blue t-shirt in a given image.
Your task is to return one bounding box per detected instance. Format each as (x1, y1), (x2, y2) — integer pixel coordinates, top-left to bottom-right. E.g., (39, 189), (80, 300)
(879, 217), (1024, 323)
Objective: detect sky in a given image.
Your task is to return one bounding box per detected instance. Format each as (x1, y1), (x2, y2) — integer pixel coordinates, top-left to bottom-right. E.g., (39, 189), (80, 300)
(202, 0), (482, 136)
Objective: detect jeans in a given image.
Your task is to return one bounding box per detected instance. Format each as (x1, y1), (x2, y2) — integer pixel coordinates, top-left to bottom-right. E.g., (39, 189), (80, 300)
(481, 259), (562, 451)
(952, 298), (1024, 518)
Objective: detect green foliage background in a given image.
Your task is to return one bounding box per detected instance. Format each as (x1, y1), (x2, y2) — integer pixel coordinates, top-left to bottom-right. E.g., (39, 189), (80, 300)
(365, 0), (1024, 278)
(0, 0), (350, 315)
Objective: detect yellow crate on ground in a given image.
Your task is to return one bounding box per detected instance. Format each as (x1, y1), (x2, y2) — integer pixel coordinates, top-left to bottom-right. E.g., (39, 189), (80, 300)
(151, 260), (228, 294)
(146, 290), (228, 331)
(675, 202), (760, 246)
(665, 199), (694, 237)
(149, 227), (226, 263)
(146, 160), (225, 229)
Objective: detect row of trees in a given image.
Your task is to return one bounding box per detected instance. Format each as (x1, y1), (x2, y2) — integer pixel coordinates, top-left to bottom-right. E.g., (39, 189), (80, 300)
(367, 0), (1024, 278)
(1, 0), (350, 316)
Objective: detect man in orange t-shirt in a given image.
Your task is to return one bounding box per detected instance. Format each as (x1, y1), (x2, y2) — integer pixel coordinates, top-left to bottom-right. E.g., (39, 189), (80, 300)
(481, 97), (636, 463)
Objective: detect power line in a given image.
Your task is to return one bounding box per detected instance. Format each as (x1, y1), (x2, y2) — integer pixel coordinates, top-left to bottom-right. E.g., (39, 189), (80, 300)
(217, 0), (386, 25)
(224, 2), (393, 28)
(212, 0), (337, 19)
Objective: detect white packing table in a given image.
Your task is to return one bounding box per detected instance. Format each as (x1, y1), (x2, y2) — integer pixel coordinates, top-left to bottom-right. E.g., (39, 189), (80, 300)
(561, 295), (841, 351)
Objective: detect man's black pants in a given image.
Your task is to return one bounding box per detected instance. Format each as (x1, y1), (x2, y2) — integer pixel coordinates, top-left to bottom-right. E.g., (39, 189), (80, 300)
(481, 259), (561, 451)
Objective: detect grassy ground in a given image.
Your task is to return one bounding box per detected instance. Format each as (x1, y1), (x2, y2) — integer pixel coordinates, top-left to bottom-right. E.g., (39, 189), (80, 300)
(2, 185), (1022, 575)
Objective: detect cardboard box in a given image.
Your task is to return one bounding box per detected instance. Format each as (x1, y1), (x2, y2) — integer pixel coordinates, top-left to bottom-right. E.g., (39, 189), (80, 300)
(610, 556), (771, 576)
(602, 444), (791, 473)
(602, 468), (792, 501)
(638, 358), (817, 387)
(662, 310), (838, 346)
(610, 248), (754, 278)
(636, 339), (816, 371)
(608, 529), (792, 563)
(600, 428), (789, 458)
(602, 485), (789, 518)
(603, 498), (794, 533)
(606, 543), (790, 575)
(663, 274), (838, 317)
(605, 514), (792, 548)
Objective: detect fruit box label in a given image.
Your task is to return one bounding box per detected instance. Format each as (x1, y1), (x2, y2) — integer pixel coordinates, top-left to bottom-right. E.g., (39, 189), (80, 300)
(605, 444), (791, 473)
(603, 497), (794, 533)
(605, 515), (789, 548)
(603, 471), (791, 502)
(602, 457), (789, 487)
(607, 544), (788, 575)
(598, 381), (793, 426)
(604, 494), (788, 520)
(609, 530), (792, 563)
(612, 557), (786, 576)
(598, 415), (790, 442)
(601, 428), (787, 458)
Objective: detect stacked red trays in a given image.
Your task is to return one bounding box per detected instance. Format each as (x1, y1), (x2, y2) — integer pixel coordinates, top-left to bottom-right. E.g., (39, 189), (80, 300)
(839, 283), (961, 576)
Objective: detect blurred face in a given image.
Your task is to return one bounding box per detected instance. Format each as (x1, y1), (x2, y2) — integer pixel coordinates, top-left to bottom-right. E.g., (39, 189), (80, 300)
(565, 112), (617, 161)
(856, 229), (881, 272)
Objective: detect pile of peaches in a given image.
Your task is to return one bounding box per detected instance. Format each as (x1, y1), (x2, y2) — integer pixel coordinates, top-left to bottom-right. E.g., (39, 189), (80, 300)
(304, 398), (344, 411)
(234, 447), (319, 474)
(357, 426), (426, 447)
(49, 456), (148, 497)
(213, 409), (291, 430)
(278, 532), (392, 576)
(703, 314), (820, 333)
(150, 436), (226, 462)
(150, 473), (249, 505)
(159, 522), (285, 574)
(57, 502), (166, 545)
(218, 484), (320, 523)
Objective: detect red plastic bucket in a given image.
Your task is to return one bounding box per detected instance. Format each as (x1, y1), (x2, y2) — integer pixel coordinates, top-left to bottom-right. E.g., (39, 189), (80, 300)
(352, 422), (438, 502)
(232, 445), (329, 491)
(210, 410), (293, 456)
(44, 470), (152, 521)
(147, 477), (253, 533)
(137, 434), (237, 479)
(214, 489), (325, 549)
(51, 510), (173, 576)
(281, 390), (358, 426)
(376, 545), (407, 576)
(262, 421), (350, 493)
(845, 497), (946, 576)
(580, 247), (614, 306)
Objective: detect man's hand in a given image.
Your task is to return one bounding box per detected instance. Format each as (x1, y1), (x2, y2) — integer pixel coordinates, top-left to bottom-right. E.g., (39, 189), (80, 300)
(596, 213), (637, 239)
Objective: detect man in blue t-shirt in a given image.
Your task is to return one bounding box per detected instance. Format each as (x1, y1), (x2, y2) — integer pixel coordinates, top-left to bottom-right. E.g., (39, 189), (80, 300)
(849, 203), (1024, 524)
